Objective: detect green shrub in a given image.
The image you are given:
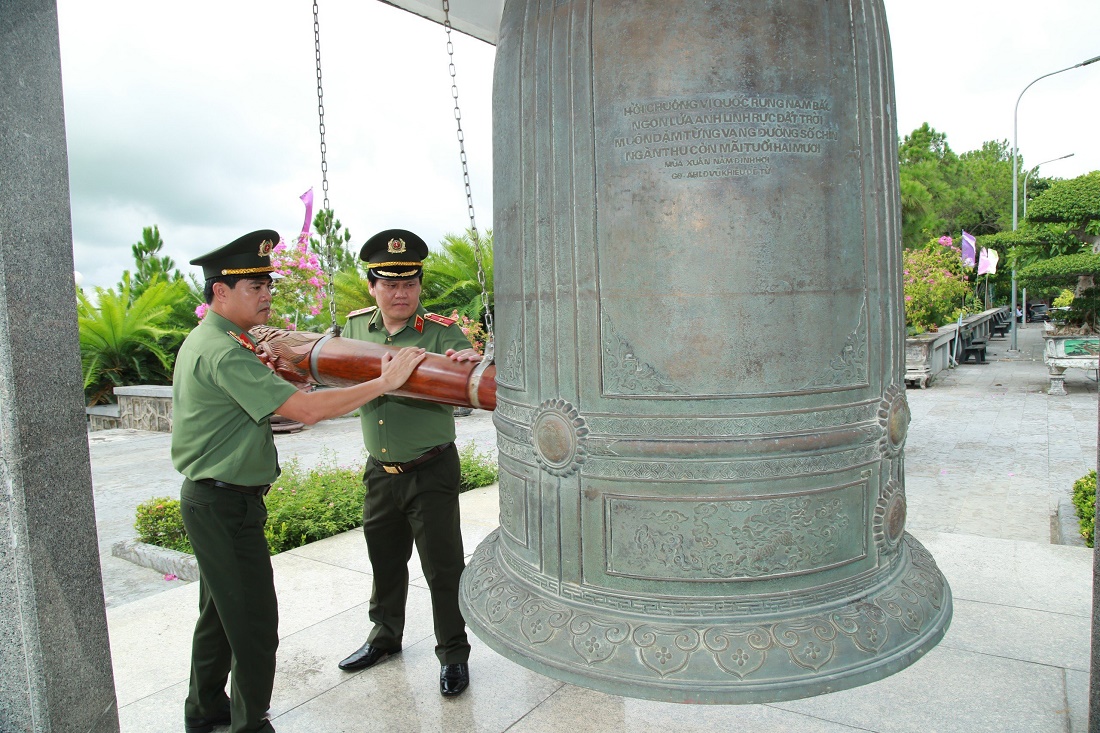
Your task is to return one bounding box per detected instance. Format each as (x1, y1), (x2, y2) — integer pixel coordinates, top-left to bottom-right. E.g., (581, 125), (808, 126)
(1052, 289), (1075, 308)
(264, 455), (366, 555)
(459, 442), (498, 492)
(136, 442), (498, 556)
(1072, 470), (1096, 547)
(135, 497), (193, 554)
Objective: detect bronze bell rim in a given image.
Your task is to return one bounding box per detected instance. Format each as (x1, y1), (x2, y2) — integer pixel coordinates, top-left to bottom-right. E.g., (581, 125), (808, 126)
(459, 530), (952, 705)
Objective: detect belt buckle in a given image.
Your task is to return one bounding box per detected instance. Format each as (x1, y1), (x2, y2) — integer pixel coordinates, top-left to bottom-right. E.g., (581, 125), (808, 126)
(382, 464), (402, 474)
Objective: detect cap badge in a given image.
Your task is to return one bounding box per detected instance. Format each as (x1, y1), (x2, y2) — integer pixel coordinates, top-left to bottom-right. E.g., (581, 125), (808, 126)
(258, 239), (275, 257)
(387, 238), (407, 254)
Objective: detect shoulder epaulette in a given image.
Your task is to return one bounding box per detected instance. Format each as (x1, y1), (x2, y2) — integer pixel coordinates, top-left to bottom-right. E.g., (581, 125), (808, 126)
(346, 306), (378, 319)
(424, 312), (457, 327)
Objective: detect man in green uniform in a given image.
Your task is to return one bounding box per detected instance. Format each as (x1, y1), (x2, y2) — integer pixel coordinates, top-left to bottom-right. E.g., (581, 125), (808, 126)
(173, 229), (426, 733)
(337, 228), (482, 697)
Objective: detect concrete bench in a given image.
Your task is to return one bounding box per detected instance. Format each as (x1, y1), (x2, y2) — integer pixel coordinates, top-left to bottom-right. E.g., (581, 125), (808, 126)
(958, 330), (987, 364)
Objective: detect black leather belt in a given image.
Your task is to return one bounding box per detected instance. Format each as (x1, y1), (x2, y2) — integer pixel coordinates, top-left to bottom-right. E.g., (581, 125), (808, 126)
(199, 479), (271, 496)
(373, 442), (453, 475)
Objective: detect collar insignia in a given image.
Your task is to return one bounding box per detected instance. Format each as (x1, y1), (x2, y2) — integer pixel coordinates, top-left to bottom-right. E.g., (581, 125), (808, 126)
(414, 315), (424, 333)
(387, 237), (407, 254)
(228, 331), (257, 352)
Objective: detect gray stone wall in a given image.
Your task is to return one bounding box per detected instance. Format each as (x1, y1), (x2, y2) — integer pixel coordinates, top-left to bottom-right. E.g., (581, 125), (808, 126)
(114, 386), (173, 432)
(0, 2), (120, 731)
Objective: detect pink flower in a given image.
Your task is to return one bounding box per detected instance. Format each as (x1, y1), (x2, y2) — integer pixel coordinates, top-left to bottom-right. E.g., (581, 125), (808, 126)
(905, 295), (913, 301)
(938, 235), (953, 247)
(164, 574), (178, 581)
(195, 303), (209, 319)
(308, 277), (321, 287)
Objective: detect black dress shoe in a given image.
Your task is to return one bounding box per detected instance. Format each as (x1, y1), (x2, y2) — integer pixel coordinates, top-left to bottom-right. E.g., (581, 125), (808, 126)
(440, 662), (470, 697)
(184, 709), (232, 733)
(338, 642), (400, 671)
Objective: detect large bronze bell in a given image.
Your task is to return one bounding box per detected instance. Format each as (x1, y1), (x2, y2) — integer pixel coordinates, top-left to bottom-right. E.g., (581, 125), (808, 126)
(458, 0), (951, 703)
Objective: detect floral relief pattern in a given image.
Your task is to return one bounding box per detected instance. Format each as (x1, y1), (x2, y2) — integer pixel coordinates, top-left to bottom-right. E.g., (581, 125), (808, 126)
(613, 491), (858, 580)
(460, 531), (950, 689)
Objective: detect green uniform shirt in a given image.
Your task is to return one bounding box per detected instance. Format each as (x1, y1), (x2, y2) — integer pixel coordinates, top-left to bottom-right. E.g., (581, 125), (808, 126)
(171, 311), (299, 485)
(343, 304), (470, 463)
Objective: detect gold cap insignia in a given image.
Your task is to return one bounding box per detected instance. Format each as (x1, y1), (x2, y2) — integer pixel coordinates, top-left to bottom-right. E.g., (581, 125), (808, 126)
(258, 239), (275, 257)
(387, 238), (407, 254)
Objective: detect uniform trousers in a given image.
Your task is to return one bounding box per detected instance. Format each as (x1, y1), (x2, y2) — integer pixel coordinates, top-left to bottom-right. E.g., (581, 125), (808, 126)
(181, 478), (278, 733)
(362, 443), (471, 664)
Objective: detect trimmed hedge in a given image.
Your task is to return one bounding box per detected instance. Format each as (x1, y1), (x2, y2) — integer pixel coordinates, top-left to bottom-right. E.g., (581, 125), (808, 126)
(135, 444), (499, 556)
(1072, 470), (1096, 548)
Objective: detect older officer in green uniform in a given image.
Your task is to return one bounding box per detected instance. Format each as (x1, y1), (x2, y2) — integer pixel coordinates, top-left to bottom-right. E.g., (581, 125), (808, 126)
(173, 229), (426, 733)
(337, 228), (481, 697)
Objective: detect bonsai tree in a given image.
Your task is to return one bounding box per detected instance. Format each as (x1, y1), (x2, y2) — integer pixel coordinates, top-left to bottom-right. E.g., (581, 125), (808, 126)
(1026, 171), (1100, 254)
(983, 171), (1100, 326)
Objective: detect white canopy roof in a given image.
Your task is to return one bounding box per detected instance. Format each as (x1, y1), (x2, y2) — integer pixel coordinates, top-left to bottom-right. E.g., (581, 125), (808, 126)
(379, 0), (504, 44)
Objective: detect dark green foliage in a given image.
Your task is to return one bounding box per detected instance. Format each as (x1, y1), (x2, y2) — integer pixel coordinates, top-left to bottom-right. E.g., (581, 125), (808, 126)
(78, 278), (193, 405)
(421, 230), (494, 323)
(135, 444), (499, 556)
(124, 226), (180, 296)
(264, 456), (366, 554)
(1061, 287), (1100, 333)
(333, 269), (376, 324)
(458, 442), (498, 492)
(135, 497), (193, 554)
(79, 226), (202, 405)
(1018, 252), (1100, 289)
(1072, 470), (1096, 547)
(1026, 172), (1100, 227)
(308, 208), (357, 273)
(897, 124), (1015, 248)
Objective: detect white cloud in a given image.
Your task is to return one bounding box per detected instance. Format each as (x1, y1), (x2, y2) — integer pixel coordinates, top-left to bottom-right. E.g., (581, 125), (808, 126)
(58, 0), (1098, 289)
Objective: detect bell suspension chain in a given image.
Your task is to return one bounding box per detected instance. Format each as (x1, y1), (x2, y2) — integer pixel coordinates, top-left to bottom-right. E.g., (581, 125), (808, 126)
(313, 0), (341, 335)
(442, 0), (493, 360)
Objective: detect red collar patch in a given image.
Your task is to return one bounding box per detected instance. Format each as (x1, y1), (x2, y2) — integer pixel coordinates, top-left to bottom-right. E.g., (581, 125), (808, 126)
(423, 312), (457, 327)
(414, 315), (424, 333)
(228, 331), (256, 352)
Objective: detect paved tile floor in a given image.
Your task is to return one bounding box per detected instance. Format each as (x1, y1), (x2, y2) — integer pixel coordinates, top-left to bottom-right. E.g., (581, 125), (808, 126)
(92, 322), (1097, 732)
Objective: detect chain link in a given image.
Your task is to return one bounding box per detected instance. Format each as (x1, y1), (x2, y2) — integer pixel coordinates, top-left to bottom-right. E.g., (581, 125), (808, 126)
(313, 0), (340, 335)
(442, 0), (493, 359)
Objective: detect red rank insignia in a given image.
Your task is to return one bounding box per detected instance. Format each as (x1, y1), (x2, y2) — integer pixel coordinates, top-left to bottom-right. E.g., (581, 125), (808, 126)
(424, 312), (457, 327)
(228, 331), (257, 352)
(414, 315), (424, 333)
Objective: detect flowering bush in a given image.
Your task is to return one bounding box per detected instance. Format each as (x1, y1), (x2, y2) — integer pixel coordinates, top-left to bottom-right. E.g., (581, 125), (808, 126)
(450, 310), (488, 354)
(135, 497), (192, 554)
(191, 238), (328, 329)
(269, 238), (327, 330)
(903, 236), (973, 334)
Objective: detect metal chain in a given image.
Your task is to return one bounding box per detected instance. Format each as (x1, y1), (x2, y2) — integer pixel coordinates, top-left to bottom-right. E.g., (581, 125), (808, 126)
(443, 0), (493, 359)
(313, 0), (340, 335)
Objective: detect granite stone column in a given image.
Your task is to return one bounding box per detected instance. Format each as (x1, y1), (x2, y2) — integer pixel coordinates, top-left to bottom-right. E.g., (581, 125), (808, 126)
(0, 2), (120, 731)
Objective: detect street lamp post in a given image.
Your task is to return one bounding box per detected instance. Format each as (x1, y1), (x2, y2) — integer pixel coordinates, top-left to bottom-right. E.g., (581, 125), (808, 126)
(1010, 54), (1100, 351)
(1022, 153), (1074, 220)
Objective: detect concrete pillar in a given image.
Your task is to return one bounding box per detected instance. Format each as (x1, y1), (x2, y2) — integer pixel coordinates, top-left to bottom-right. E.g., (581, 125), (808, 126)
(0, 2), (121, 731)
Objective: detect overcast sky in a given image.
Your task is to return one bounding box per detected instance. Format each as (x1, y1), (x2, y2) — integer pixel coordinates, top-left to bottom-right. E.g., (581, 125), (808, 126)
(56, 0), (1099, 289)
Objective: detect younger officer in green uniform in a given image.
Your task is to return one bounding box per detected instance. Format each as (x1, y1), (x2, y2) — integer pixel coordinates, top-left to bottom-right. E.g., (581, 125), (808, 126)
(173, 229), (426, 733)
(337, 228), (482, 697)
